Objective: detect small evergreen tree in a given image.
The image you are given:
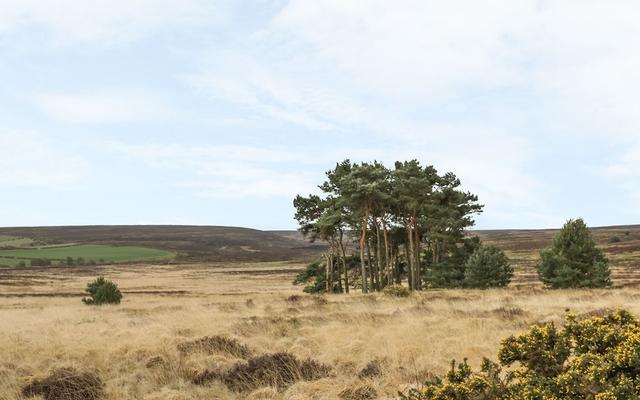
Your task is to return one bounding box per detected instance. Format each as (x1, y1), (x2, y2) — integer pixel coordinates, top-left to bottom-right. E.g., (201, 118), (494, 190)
(464, 245), (512, 288)
(82, 277), (123, 305)
(424, 236), (481, 288)
(293, 261), (326, 293)
(537, 218), (610, 288)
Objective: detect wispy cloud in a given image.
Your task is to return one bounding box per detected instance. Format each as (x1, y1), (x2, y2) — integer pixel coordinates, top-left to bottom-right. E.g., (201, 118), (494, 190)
(108, 142), (318, 199)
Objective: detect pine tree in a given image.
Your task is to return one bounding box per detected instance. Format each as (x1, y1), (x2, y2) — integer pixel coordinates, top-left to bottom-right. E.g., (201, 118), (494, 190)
(537, 218), (610, 288)
(464, 245), (513, 288)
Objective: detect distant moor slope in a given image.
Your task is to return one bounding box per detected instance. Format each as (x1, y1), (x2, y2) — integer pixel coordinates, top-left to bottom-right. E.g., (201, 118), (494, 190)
(0, 226), (325, 263)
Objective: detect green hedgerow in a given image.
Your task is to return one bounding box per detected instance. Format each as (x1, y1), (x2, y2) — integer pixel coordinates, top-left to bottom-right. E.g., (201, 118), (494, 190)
(82, 277), (122, 305)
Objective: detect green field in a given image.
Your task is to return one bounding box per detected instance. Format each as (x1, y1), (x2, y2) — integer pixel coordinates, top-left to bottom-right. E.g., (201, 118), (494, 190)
(0, 244), (175, 266)
(0, 236), (35, 248)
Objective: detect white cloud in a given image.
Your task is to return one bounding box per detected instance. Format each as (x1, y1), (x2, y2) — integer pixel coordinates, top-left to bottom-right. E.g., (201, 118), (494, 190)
(185, 0), (640, 226)
(108, 142), (318, 199)
(0, 131), (86, 187)
(0, 0), (223, 45)
(35, 89), (166, 124)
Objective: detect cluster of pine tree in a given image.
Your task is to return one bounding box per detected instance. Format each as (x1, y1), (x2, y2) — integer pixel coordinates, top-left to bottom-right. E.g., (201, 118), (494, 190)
(293, 160), (511, 293)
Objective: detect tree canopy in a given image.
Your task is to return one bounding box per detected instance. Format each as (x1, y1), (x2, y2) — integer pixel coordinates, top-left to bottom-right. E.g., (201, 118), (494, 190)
(293, 159), (486, 293)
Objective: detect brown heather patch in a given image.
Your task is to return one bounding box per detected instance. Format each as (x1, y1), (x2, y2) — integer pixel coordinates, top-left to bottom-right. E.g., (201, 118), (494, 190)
(193, 352), (332, 392)
(22, 368), (103, 400)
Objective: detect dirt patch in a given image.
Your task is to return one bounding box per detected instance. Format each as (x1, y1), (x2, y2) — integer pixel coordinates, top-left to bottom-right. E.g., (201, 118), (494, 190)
(22, 367), (104, 400)
(194, 352), (332, 392)
(177, 335), (253, 358)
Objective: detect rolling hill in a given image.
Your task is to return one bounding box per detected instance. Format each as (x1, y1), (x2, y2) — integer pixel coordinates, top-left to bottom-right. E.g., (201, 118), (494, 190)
(0, 225), (326, 263)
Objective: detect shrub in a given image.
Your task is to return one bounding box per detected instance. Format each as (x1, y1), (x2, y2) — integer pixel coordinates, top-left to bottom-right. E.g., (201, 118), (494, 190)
(82, 277), (122, 305)
(293, 261), (326, 293)
(30, 258), (51, 267)
(463, 245), (512, 288)
(399, 309), (640, 400)
(609, 235), (622, 243)
(537, 218), (610, 288)
(383, 284), (410, 297)
(16, 260), (26, 268)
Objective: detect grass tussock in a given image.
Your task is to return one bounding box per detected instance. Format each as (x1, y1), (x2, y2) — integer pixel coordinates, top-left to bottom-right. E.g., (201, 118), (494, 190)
(177, 335), (253, 358)
(339, 384), (378, 400)
(358, 360), (383, 379)
(22, 368), (103, 400)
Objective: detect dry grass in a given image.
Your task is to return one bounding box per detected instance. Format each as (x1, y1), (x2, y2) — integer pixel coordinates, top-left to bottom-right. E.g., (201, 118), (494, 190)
(3, 262), (640, 399)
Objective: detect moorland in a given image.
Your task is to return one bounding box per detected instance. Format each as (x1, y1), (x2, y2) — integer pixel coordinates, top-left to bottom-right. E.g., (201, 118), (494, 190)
(1, 225), (640, 399)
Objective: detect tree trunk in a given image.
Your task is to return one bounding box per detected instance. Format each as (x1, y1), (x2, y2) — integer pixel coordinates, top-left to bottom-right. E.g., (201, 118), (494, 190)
(406, 222), (415, 291)
(366, 235), (374, 290)
(324, 253), (330, 292)
(359, 211), (369, 294)
(339, 230), (349, 294)
(412, 211), (421, 290)
(382, 218), (390, 287)
(374, 219), (383, 289)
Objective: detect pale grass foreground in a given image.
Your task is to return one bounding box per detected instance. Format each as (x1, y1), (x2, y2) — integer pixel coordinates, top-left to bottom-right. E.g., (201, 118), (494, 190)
(1, 262), (639, 399)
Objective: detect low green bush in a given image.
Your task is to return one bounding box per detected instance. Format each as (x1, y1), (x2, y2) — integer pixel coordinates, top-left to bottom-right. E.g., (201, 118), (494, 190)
(383, 284), (410, 297)
(399, 309), (640, 399)
(609, 235), (622, 243)
(82, 277), (122, 305)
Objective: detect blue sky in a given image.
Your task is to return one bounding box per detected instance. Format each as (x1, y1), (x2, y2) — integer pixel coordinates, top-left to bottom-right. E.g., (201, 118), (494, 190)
(1, 1), (639, 230)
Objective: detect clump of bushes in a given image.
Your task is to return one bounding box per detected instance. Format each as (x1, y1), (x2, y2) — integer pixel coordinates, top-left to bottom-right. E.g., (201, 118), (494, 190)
(537, 218), (610, 288)
(82, 277), (122, 305)
(383, 284), (410, 297)
(194, 352), (332, 391)
(22, 367), (103, 400)
(463, 245), (513, 288)
(609, 235), (622, 243)
(400, 309), (640, 399)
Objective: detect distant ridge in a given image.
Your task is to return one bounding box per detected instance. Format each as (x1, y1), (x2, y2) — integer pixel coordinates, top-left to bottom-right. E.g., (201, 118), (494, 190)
(0, 225), (326, 263)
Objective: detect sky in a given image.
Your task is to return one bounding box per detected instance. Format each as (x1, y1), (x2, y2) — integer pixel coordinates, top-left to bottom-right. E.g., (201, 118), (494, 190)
(1, 0), (639, 230)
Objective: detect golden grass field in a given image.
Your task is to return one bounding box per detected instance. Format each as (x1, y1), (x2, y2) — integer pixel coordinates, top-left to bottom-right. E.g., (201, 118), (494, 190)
(3, 259), (640, 400)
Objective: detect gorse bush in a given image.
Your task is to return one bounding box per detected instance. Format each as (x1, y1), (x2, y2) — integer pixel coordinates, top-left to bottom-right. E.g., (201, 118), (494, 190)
(399, 309), (640, 400)
(463, 245), (512, 288)
(82, 277), (122, 305)
(537, 218), (610, 288)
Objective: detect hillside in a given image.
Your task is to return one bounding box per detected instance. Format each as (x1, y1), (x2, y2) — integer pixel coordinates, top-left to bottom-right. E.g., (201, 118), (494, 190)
(1, 224), (639, 268)
(0, 225), (325, 263)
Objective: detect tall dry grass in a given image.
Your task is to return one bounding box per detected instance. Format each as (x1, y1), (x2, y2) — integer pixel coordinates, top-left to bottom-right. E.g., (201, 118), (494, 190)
(1, 263), (640, 399)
